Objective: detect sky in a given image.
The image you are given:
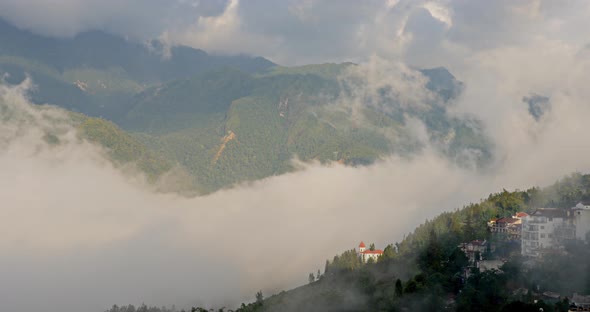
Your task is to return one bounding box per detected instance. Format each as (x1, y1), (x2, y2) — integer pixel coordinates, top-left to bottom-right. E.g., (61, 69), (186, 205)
(0, 0), (588, 67)
(1, 0), (590, 311)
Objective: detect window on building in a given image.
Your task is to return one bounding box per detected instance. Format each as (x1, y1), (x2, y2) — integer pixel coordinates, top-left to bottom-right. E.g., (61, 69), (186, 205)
(549, 217), (553, 221)
(540, 233), (545, 238)
(549, 234), (553, 238)
(541, 226), (545, 229)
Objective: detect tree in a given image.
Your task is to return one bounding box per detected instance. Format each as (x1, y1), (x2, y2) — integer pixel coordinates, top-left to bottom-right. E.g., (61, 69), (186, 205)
(419, 229), (444, 273)
(404, 279), (418, 294)
(380, 244), (396, 262)
(255, 291), (264, 305)
(369, 243), (376, 251)
(317, 269), (321, 280)
(448, 247), (469, 274)
(308, 272), (315, 284)
(358, 268), (376, 294)
(555, 297), (570, 312)
(395, 279), (403, 297)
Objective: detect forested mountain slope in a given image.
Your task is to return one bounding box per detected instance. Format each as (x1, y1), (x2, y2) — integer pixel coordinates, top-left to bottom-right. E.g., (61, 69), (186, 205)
(0, 18), (489, 193)
(234, 173), (590, 312)
(0, 18), (274, 121)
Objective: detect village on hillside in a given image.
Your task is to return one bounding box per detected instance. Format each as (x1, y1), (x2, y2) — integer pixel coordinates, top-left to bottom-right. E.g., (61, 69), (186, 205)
(470, 202), (590, 311)
(354, 202), (590, 311)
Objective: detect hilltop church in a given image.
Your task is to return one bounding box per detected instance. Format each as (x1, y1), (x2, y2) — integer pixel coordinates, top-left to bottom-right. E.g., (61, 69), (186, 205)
(358, 241), (383, 263)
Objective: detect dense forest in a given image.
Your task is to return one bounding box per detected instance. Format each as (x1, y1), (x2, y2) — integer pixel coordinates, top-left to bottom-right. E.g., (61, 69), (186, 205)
(0, 19), (492, 194)
(107, 173), (590, 312)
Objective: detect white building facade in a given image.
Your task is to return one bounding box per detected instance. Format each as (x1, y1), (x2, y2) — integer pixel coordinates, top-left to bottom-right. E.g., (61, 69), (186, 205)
(573, 202), (590, 241)
(358, 242), (383, 263)
(521, 208), (575, 257)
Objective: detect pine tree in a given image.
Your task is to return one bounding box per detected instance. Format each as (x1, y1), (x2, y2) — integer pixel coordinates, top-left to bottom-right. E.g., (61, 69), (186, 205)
(255, 291), (264, 305)
(395, 279), (403, 297)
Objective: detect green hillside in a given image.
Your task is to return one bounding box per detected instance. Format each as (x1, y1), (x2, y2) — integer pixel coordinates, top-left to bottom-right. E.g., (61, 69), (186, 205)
(232, 173), (590, 312)
(0, 18), (274, 122)
(2, 58), (484, 193)
(118, 63), (484, 192)
(75, 116), (175, 182)
(0, 18), (490, 193)
(258, 62), (355, 79)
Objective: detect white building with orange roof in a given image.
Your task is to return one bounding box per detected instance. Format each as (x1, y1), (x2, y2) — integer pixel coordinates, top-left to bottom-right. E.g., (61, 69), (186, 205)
(487, 211), (528, 241)
(358, 241), (383, 263)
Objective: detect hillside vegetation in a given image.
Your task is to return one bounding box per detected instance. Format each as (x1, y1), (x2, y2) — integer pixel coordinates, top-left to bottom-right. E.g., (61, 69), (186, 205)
(235, 173), (590, 312)
(0, 18), (490, 193)
(75, 116), (175, 181)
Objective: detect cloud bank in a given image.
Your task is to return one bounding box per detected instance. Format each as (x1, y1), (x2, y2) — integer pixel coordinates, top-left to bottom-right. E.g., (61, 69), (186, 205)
(0, 0), (227, 39)
(1, 0), (588, 66)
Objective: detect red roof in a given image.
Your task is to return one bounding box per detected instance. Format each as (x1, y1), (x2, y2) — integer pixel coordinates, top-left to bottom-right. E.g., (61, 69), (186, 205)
(361, 249), (383, 254)
(516, 212), (529, 217)
(496, 217), (519, 224)
(359, 241), (366, 248)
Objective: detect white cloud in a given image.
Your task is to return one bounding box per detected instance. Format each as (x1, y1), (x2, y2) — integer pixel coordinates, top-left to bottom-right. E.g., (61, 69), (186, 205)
(160, 0), (282, 58)
(0, 0), (227, 39)
(422, 1), (452, 27)
(1, 0), (590, 68)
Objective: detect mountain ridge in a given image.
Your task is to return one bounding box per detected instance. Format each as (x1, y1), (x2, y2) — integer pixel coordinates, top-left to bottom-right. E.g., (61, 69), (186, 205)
(0, 18), (489, 193)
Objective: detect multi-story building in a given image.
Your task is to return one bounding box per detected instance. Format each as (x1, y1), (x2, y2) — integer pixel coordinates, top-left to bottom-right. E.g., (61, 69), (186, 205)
(573, 202), (590, 241)
(521, 208), (575, 257)
(488, 212), (528, 241)
(490, 217), (521, 239)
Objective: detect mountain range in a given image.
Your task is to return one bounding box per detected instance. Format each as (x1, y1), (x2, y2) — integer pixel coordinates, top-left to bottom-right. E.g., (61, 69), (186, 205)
(0, 19), (490, 193)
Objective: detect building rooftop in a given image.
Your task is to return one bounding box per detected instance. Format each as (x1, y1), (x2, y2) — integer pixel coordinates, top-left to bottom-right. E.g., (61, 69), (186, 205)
(572, 293), (590, 305)
(496, 217), (520, 224)
(359, 241), (366, 248)
(530, 208), (568, 218)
